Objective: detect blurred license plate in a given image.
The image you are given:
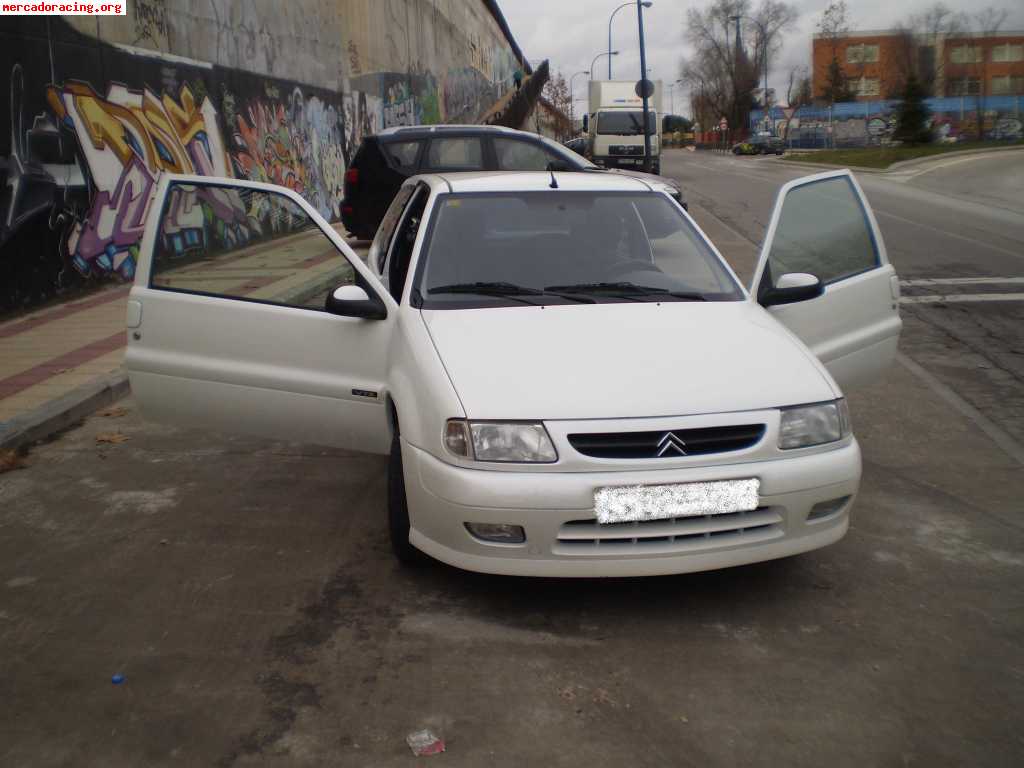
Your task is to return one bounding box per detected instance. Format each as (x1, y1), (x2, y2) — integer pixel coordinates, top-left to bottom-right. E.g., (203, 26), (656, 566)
(594, 479), (760, 524)
(618, 158), (640, 164)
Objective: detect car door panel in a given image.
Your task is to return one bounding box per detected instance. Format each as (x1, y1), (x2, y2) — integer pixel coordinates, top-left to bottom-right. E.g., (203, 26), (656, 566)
(751, 169), (901, 391)
(127, 174), (397, 453)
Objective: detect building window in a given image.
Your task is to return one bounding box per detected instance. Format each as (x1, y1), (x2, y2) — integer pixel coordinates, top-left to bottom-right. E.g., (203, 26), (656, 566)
(950, 46), (983, 64)
(991, 43), (1024, 63)
(846, 43), (880, 64)
(991, 75), (1024, 95)
(854, 77), (880, 97)
(948, 77), (981, 96)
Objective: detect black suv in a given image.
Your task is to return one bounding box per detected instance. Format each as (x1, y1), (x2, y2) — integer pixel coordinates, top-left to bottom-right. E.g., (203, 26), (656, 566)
(341, 125), (684, 240)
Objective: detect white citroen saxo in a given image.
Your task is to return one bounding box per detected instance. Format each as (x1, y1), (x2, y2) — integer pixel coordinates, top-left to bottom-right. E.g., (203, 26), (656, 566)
(125, 169), (900, 577)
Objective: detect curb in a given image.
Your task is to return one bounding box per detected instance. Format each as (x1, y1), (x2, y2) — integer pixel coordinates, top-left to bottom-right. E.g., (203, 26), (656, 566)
(0, 370), (130, 452)
(778, 144), (1024, 174)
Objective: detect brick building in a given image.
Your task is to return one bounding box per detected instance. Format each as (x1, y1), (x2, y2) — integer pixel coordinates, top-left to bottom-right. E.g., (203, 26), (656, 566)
(812, 29), (1024, 100)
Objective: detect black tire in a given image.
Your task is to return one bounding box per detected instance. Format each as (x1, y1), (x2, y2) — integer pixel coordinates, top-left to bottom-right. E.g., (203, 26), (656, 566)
(388, 430), (426, 565)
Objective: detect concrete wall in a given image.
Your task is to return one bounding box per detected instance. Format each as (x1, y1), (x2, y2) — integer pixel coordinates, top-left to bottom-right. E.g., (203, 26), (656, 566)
(0, 0), (527, 311)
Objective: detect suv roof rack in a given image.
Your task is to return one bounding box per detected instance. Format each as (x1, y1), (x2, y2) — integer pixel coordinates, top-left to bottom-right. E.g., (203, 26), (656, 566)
(376, 124), (519, 137)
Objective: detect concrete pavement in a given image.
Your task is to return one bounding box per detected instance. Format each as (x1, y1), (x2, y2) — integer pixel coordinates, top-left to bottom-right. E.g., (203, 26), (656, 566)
(2, 151), (1023, 765)
(665, 148), (1024, 454)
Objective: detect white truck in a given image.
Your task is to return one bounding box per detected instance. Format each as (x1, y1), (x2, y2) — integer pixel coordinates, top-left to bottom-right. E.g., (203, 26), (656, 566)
(585, 79), (663, 174)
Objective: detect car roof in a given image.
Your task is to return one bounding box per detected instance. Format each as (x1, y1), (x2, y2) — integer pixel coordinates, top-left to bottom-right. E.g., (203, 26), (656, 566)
(376, 124), (524, 140)
(409, 171), (653, 194)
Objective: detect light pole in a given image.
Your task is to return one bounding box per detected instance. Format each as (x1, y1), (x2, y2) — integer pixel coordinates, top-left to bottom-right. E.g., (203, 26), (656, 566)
(569, 70), (589, 131)
(636, 0), (653, 172)
(591, 50), (618, 80)
(608, 1), (651, 79)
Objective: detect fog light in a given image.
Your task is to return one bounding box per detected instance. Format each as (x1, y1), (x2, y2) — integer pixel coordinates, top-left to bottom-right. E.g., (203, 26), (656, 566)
(465, 523), (526, 544)
(807, 496), (851, 522)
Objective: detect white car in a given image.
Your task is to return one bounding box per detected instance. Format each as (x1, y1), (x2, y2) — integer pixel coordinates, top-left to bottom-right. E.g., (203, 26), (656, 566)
(126, 168), (901, 577)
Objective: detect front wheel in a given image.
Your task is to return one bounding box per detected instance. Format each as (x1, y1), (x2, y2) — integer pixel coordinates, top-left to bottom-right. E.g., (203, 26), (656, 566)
(388, 431), (426, 565)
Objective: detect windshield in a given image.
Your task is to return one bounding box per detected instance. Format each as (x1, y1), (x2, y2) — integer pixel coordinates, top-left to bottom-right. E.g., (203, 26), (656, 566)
(597, 111), (657, 136)
(414, 192), (743, 309)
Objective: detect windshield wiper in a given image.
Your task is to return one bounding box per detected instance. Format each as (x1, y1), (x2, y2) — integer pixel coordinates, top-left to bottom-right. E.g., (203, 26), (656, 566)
(428, 281), (594, 304)
(544, 282), (708, 301)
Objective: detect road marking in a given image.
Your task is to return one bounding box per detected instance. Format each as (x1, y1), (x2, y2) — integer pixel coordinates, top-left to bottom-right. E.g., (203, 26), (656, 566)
(901, 293), (1024, 304)
(871, 207), (1024, 261)
(897, 354), (1024, 466)
(901, 277), (1024, 286)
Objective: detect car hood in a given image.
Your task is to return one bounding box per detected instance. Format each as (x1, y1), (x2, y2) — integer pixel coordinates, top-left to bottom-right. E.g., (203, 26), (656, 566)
(421, 302), (836, 420)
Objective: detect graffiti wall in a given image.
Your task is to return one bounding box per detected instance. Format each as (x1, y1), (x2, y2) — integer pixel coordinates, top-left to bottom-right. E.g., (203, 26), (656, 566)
(0, 0), (528, 313)
(752, 95), (1023, 148)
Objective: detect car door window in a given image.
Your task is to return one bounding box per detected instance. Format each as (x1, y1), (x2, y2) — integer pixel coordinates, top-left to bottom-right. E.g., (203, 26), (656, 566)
(493, 138), (565, 171)
(383, 186), (429, 301)
(762, 175), (879, 288)
(152, 182), (355, 311)
(384, 140), (422, 171)
(425, 137), (484, 170)
(370, 185), (417, 274)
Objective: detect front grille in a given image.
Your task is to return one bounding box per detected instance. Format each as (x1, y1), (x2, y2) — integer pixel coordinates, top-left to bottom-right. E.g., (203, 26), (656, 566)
(568, 424), (765, 459)
(609, 145), (643, 155)
(554, 508), (783, 556)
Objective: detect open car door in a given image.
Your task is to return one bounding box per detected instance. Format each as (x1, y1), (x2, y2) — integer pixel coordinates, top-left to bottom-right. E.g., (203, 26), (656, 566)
(125, 174), (396, 454)
(751, 169), (901, 391)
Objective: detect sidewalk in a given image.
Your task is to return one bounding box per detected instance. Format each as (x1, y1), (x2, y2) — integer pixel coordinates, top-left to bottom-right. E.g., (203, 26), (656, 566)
(0, 232), (368, 449)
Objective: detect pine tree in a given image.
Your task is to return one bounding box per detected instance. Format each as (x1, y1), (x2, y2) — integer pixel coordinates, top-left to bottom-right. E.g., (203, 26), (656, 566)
(820, 58), (854, 103)
(893, 74), (933, 145)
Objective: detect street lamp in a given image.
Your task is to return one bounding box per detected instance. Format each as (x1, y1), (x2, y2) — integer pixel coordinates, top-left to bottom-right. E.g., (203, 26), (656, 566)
(608, 1), (651, 79)
(591, 50), (618, 80)
(569, 70), (590, 130)
(636, 0), (653, 171)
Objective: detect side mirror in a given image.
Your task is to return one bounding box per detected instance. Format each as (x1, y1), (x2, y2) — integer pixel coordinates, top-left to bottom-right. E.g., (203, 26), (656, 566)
(582, 114), (589, 132)
(325, 284), (387, 320)
(759, 272), (824, 308)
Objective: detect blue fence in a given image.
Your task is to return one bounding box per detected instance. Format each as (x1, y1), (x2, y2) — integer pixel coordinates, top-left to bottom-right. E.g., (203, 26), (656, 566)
(750, 95), (1023, 148)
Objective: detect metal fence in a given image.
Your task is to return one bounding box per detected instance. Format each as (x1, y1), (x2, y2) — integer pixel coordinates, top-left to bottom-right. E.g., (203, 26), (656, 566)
(749, 95), (1023, 149)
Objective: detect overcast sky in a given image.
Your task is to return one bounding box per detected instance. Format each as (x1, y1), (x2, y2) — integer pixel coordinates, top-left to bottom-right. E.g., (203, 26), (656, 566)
(500, 0), (1024, 115)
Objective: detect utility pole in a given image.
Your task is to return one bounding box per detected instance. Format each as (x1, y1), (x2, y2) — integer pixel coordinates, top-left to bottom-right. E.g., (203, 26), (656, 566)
(637, 0), (652, 172)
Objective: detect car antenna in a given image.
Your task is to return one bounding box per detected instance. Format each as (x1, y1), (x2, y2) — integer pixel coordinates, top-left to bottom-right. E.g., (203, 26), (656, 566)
(546, 162), (559, 189)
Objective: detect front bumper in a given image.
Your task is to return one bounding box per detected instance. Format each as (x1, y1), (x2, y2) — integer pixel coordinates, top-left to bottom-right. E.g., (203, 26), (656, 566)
(403, 438), (861, 577)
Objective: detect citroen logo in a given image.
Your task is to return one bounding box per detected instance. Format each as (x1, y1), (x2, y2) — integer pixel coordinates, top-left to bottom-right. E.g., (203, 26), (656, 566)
(656, 432), (688, 457)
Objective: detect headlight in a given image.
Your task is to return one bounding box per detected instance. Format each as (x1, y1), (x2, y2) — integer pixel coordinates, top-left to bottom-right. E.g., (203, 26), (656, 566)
(444, 419), (557, 463)
(778, 399), (851, 450)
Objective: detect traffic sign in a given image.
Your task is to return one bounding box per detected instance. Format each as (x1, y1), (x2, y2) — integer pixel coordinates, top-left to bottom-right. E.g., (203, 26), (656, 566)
(718, 116), (728, 130)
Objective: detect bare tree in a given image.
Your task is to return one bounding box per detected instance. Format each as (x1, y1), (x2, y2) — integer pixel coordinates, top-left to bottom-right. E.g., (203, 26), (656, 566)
(749, 0), (797, 113)
(785, 66), (813, 107)
(678, 0), (795, 140)
(967, 6), (1009, 139)
(816, 1), (853, 103)
(890, 4), (967, 97)
(542, 73), (571, 121)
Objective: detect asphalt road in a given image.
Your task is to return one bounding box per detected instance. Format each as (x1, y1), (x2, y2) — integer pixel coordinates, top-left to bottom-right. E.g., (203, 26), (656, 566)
(665, 148), (1024, 450)
(2, 150), (1023, 767)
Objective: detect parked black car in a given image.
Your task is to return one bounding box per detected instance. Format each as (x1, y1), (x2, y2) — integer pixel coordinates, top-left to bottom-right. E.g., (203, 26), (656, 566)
(341, 125), (684, 240)
(731, 134), (786, 156)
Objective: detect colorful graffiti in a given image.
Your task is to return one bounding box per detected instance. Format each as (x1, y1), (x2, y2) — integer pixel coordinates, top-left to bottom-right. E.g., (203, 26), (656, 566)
(755, 96), (1024, 148)
(46, 81), (231, 280)
(1, 14), (527, 313)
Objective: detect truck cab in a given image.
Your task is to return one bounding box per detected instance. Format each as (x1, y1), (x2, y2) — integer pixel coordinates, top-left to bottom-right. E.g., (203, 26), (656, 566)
(586, 80), (663, 175)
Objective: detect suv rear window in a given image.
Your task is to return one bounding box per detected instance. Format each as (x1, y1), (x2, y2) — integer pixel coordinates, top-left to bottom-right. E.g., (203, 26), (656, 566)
(384, 140), (421, 171)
